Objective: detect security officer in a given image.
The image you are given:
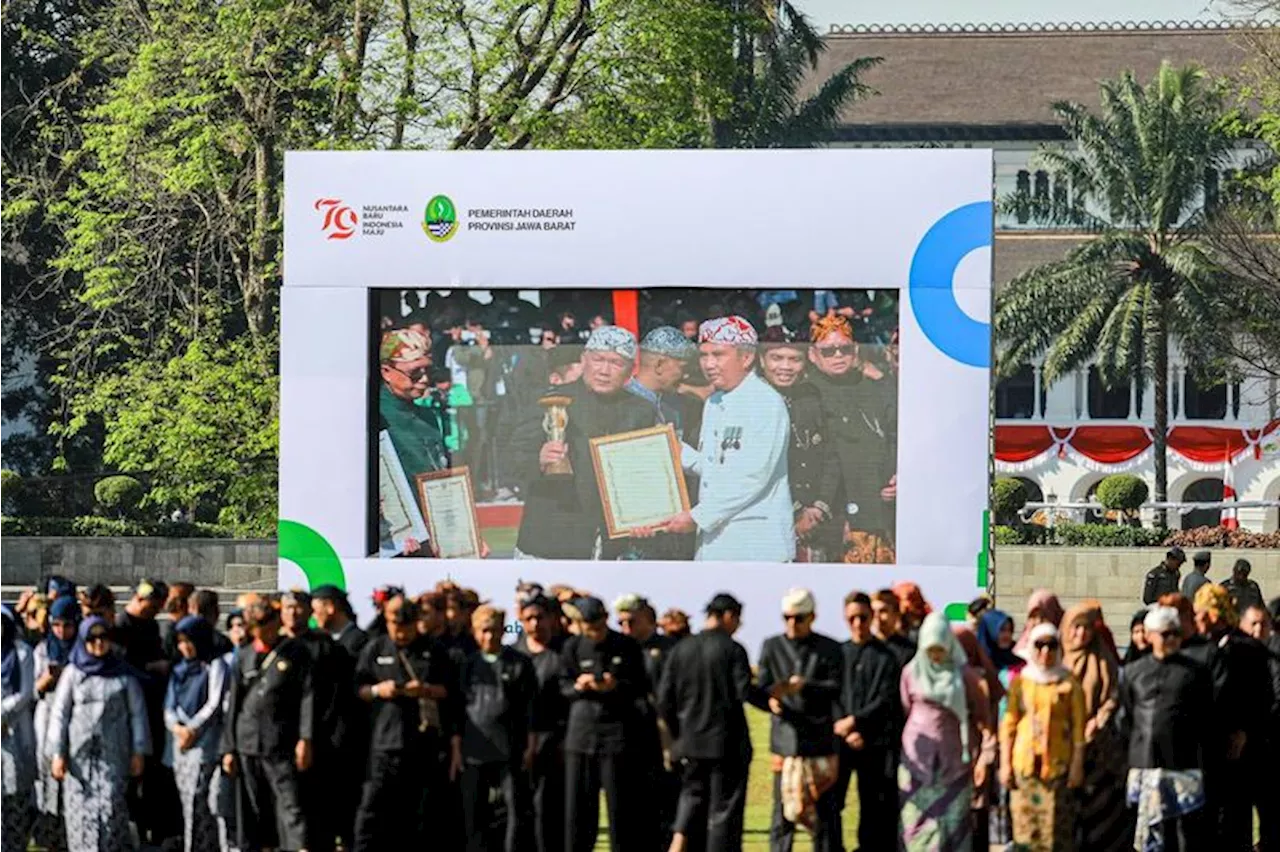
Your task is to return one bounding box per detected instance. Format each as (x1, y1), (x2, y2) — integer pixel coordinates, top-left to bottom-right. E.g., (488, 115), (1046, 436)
(559, 597), (650, 852)
(512, 595), (568, 852)
(1143, 547), (1187, 605)
(457, 605), (537, 852)
(352, 594), (459, 851)
(220, 598), (313, 852)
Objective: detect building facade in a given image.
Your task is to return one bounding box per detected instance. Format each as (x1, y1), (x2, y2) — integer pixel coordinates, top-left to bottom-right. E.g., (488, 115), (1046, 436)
(816, 20), (1280, 531)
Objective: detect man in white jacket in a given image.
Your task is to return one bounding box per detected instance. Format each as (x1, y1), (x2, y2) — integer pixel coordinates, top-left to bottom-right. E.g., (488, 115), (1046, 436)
(641, 316), (795, 562)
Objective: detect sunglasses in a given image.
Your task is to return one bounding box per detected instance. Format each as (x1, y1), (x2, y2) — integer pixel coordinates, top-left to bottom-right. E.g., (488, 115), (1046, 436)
(816, 345), (854, 358)
(390, 364), (430, 383)
(85, 632), (109, 644)
(1158, 630), (1181, 639)
(1033, 639), (1060, 651)
(783, 613), (810, 622)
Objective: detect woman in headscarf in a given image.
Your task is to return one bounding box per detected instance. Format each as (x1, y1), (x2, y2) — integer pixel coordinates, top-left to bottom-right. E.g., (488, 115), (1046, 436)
(32, 596), (80, 850)
(999, 623), (1086, 851)
(208, 609), (246, 852)
(2, 604), (37, 852)
(1061, 603), (1131, 851)
(1012, 589), (1065, 659)
(898, 612), (991, 851)
(976, 607), (1023, 847)
(48, 616), (151, 852)
(953, 625), (1002, 848)
(164, 616), (227, 852)
(1122, 608), (1150, 665)
(891, 582), (931, 644)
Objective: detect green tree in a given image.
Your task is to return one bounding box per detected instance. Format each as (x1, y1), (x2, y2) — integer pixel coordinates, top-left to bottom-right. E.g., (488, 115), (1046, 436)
(995, 63), (1243, 526)
(550, 0), (877, 149)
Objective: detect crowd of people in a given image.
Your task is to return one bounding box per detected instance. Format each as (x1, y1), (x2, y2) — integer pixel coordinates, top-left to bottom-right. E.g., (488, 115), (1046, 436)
(3, 571), (1278, 852)
(377, 288), (899, 563)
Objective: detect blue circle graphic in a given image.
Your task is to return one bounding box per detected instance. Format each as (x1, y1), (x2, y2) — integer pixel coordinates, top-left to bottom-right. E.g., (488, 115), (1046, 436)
(908, 201), (992, 368)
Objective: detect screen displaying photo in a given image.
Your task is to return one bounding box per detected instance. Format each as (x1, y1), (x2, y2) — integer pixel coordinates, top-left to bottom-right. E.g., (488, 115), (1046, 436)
(371, 287), (899, 563)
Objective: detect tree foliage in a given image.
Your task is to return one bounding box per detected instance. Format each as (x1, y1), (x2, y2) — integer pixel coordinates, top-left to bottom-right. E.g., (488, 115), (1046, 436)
(4, 0), (879, 533)
(94, 475), (144, 517)
(995, 63), (1247, 522)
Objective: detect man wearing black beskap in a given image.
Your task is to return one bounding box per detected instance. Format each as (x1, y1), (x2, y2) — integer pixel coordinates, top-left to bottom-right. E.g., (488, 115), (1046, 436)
(559, 596), (650, 852)
(831, 591), (900, 852)
(757, 588), (844, 852)
(658, 593), (764, 852)
(352, 594), (459, 851)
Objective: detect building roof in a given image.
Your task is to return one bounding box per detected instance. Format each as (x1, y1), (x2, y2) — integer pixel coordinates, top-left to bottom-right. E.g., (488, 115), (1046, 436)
(813, 20), (1265, 139)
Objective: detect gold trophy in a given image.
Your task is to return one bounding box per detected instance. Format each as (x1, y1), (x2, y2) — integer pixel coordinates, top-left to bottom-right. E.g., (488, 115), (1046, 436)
(539, 394), (574, 475)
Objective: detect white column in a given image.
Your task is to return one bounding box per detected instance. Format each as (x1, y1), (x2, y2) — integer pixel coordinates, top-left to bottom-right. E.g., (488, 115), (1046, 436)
(1225, 381), (1235, 421)
(1128, 376), (1138, 421)
(1032, 364), (1043, 420)
(1172, 365), (1184, 420)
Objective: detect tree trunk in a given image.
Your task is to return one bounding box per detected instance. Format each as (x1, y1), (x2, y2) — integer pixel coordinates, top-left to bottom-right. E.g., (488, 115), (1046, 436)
(391, 0), (416, 148)
(245, 134), (276, 338)
(1152, 296), (1169, 529)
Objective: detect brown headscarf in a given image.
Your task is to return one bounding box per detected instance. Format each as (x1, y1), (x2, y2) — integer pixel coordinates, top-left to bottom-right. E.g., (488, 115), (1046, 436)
(1061, 602), (1119, 739)
(1013, 589), (1065, 658)
(952, 623), (1005, 708)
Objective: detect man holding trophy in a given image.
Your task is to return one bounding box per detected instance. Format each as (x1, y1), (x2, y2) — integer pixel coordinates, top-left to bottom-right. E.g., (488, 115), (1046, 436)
(512, 326), (655, 560)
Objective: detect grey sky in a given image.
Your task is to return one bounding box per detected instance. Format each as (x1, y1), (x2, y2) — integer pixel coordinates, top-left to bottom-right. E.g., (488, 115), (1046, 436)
(798, 0), (1245, 31)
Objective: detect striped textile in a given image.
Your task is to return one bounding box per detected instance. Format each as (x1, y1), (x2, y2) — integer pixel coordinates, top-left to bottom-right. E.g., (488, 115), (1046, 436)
(898, 763), (973, 852)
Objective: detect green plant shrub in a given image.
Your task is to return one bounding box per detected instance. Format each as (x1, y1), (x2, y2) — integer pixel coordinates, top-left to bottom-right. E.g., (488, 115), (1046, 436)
(0, 516), (239, 538)
(1, 470), (21, 514)
(1094, 474), (1149, 512)
(992, 477), (1029, 525)
(1053, 522), (1166, 547)
(94, 476), (144, 518)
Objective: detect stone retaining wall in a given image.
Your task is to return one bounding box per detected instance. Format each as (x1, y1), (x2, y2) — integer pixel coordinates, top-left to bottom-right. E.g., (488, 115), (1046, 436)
(994, 546), (1280, 636)
(0, 537), (277, 589)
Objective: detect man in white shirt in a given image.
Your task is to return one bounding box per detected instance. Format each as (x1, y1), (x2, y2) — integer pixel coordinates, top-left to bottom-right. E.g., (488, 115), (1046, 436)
(640, 316), (794, 562)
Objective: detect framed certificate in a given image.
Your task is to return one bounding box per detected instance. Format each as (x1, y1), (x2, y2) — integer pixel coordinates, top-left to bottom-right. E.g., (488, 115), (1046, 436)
(414, 466), (482, 558)
(378, 431), (430, 557)
(590, 424), (691, 539)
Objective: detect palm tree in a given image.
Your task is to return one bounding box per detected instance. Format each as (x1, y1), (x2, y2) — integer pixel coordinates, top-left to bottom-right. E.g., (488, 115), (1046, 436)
(714, 1), (879, 148)
(995, 62), (1242, 526)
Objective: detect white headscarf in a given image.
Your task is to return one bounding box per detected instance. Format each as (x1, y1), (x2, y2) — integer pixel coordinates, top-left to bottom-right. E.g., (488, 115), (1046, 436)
(1018, 623), (1070, 685)
(908, 612), (972, 761)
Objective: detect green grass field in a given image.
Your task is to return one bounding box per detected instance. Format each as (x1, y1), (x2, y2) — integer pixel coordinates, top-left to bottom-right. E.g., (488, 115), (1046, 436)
(597, 706), (861, 850)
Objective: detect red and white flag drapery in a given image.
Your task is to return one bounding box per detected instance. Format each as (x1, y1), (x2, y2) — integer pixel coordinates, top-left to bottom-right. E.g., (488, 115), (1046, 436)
(1222, 453), (1239, 530)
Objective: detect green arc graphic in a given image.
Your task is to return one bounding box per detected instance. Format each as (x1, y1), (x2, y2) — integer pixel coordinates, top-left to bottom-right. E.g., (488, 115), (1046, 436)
(277, 519), (347, 590)
(943, 509), (991, 621)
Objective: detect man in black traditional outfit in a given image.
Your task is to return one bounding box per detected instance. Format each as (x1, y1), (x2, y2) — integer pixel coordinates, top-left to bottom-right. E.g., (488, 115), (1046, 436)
(352, 594), (458, 851)
(1119, 606), (1214, 852)
(756, 588), (844, 852)
(512, 326), (654, 560)
(559, 597), (650, 852)
(220, 598), (314, 852)
(831, 591), (900, 851)
(512, 594), (568, 852)
(658, 593), (761, 852)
